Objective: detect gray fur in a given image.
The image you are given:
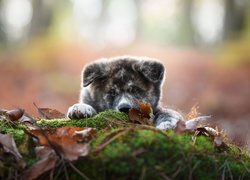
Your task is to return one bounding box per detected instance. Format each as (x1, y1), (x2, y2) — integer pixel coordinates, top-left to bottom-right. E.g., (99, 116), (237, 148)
(67, 56), (183, 130)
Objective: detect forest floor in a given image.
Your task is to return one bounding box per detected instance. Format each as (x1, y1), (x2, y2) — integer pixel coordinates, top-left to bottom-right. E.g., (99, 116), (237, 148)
(0, 106), (250, 179)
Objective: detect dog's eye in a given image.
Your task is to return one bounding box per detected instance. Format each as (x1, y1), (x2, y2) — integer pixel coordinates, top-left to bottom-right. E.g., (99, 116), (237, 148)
(128, 86), (142, 94)
(109, 89), (117, 97)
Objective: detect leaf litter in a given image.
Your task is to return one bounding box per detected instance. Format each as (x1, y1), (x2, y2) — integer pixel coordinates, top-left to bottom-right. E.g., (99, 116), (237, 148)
(0, 133), (26, 168)
(0, 103), (236, 179)
(33, 102), (65, 119)
(22, 146), (58, 180)
(128, 101), (228, 149)
(0, 105), (94, 179)
(128, 100), (154, 125)
(30, 126), (94, 161)
(22, 126), (95, 180)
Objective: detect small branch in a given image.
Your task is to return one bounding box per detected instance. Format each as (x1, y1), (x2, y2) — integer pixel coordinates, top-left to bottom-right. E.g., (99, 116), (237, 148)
(92, 128), (128, 153)
(69, 162), (90, 180)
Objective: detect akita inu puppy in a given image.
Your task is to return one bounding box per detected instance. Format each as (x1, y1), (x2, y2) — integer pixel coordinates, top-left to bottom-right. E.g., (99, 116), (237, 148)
(67, 56), (184, 130)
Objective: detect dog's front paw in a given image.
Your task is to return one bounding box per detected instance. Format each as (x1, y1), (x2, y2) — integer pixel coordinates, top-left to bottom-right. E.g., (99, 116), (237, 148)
(67, 103), (97, 119)
(155, 117), (180, 130)
(155, 109), (183, 130)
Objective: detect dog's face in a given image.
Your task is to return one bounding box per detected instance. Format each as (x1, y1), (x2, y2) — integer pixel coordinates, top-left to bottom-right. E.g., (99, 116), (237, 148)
(81, 57), (165, 113)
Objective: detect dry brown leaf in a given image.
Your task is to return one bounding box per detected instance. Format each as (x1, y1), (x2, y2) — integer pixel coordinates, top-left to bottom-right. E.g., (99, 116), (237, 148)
(0, 133), (26, 168)
(0, 108), (37, 130)
(186, 103), (200, 120)
(5, 108), (25, 121)
(214, 136), (228, 150)
(22, 147), (58, 180)
(0, 109), (7, 115)
(62, 142), (90, 161)
(75, 127), (97, 142)
(128, 100), (154, 125)
(33, 103), (65, 119)
(0, 108), (25, 122)
(18, 114), (37, 129)
(194, 126), (228, 150)
(35, 146), (54, 158)
(174, 120), (186, 134)
(185, 115), (211, 132)
(30, 126), (94, 161)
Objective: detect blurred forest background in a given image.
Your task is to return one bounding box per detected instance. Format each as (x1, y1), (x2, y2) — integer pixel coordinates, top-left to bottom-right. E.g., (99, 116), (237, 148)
(0, 0), (249, 148)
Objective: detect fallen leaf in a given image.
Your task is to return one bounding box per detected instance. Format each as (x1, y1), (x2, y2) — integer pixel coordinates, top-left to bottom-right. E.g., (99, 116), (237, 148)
(22, 147), (58, 180)
(0, 109), (7, 115)
(30, 126), (93, 161)
(0, 133), (26, 168)
(61, 142), (90, 161)
(18, 114), (37, 129)
(128, 100), (154, 125)
(0, 108), (25, 121)
(174, 120), (186, 134)
(75, 127), (97, 142)
(204, 127), (218, 136)
(194, 126), (228, 150)
(185, 115), (211, 132)
(0, 108), (37, 129)
(33, 103), (65, 119)
(214, 136), (228, 150)
(186, 103), (200, 120)
(5, 108), (25, 121)
(35, 146), (55, 158)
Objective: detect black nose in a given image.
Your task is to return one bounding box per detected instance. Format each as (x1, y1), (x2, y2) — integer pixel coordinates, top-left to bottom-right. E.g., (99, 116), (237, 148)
(118, 104), (131, 113)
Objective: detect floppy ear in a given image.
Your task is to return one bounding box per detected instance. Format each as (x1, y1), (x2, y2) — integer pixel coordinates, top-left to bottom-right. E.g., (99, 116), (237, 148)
(82, 62), (107, 87)
(136, 60), (165, 84)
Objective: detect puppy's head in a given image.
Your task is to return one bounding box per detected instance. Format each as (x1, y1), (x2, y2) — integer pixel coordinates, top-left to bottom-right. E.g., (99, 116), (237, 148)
(81, 56), (165, 113)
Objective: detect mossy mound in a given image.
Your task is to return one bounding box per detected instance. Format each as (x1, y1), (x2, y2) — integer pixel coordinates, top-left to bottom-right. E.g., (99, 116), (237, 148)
(37, 110), (129, 129)
(1, 111), (250, 179)
(73, 129), (250, 179)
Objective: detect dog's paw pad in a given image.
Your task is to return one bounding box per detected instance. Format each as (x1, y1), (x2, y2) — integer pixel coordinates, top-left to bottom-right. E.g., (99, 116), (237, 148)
(67, 103), (97, 119)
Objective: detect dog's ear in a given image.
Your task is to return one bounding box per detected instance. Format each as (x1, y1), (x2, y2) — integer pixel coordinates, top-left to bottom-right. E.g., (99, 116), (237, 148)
(135, 60), (165, 84)
(82, 62), (107, 87)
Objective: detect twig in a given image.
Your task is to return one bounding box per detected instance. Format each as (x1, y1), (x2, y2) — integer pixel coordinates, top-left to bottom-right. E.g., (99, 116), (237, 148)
(69, 162), (90, 180)
(49, 168), (54, 180)
(92, 128), (128, 153)
(189, 160), (200, 180)
(53, 159), (64, 179)
(103, 116), (170, 139)
(172, 165), (182, 178)
(159, 172), (171, 180)
(33, 102), (49, 119)
(62, 160), (69, 180)
(139, 166), (146, 180)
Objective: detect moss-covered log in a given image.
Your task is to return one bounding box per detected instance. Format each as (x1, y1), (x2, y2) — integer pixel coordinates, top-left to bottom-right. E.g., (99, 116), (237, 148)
(0, 111), (250, 179)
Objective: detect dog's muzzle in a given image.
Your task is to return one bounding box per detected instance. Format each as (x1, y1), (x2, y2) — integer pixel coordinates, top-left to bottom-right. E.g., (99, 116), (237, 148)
(117, 103), (131, 113)
(116, 95), (133, 113)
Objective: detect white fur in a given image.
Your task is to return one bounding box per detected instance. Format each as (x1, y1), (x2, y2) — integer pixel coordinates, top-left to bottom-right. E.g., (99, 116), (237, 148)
(156, 117), (179, 130)
(67, 103), (97, 119)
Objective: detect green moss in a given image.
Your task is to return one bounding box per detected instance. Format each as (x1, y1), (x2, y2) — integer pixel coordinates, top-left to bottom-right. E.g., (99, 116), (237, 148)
(37, 110), (129, 129)
(73, 129), (250, 179)
(0, 121), (27, 146)
(1, 111), (250, 179)
(194, 136), (215, 152)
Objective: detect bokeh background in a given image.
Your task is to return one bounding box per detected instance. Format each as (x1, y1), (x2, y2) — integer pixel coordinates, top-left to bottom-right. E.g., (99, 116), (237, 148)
(0, 0), (249, 148)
